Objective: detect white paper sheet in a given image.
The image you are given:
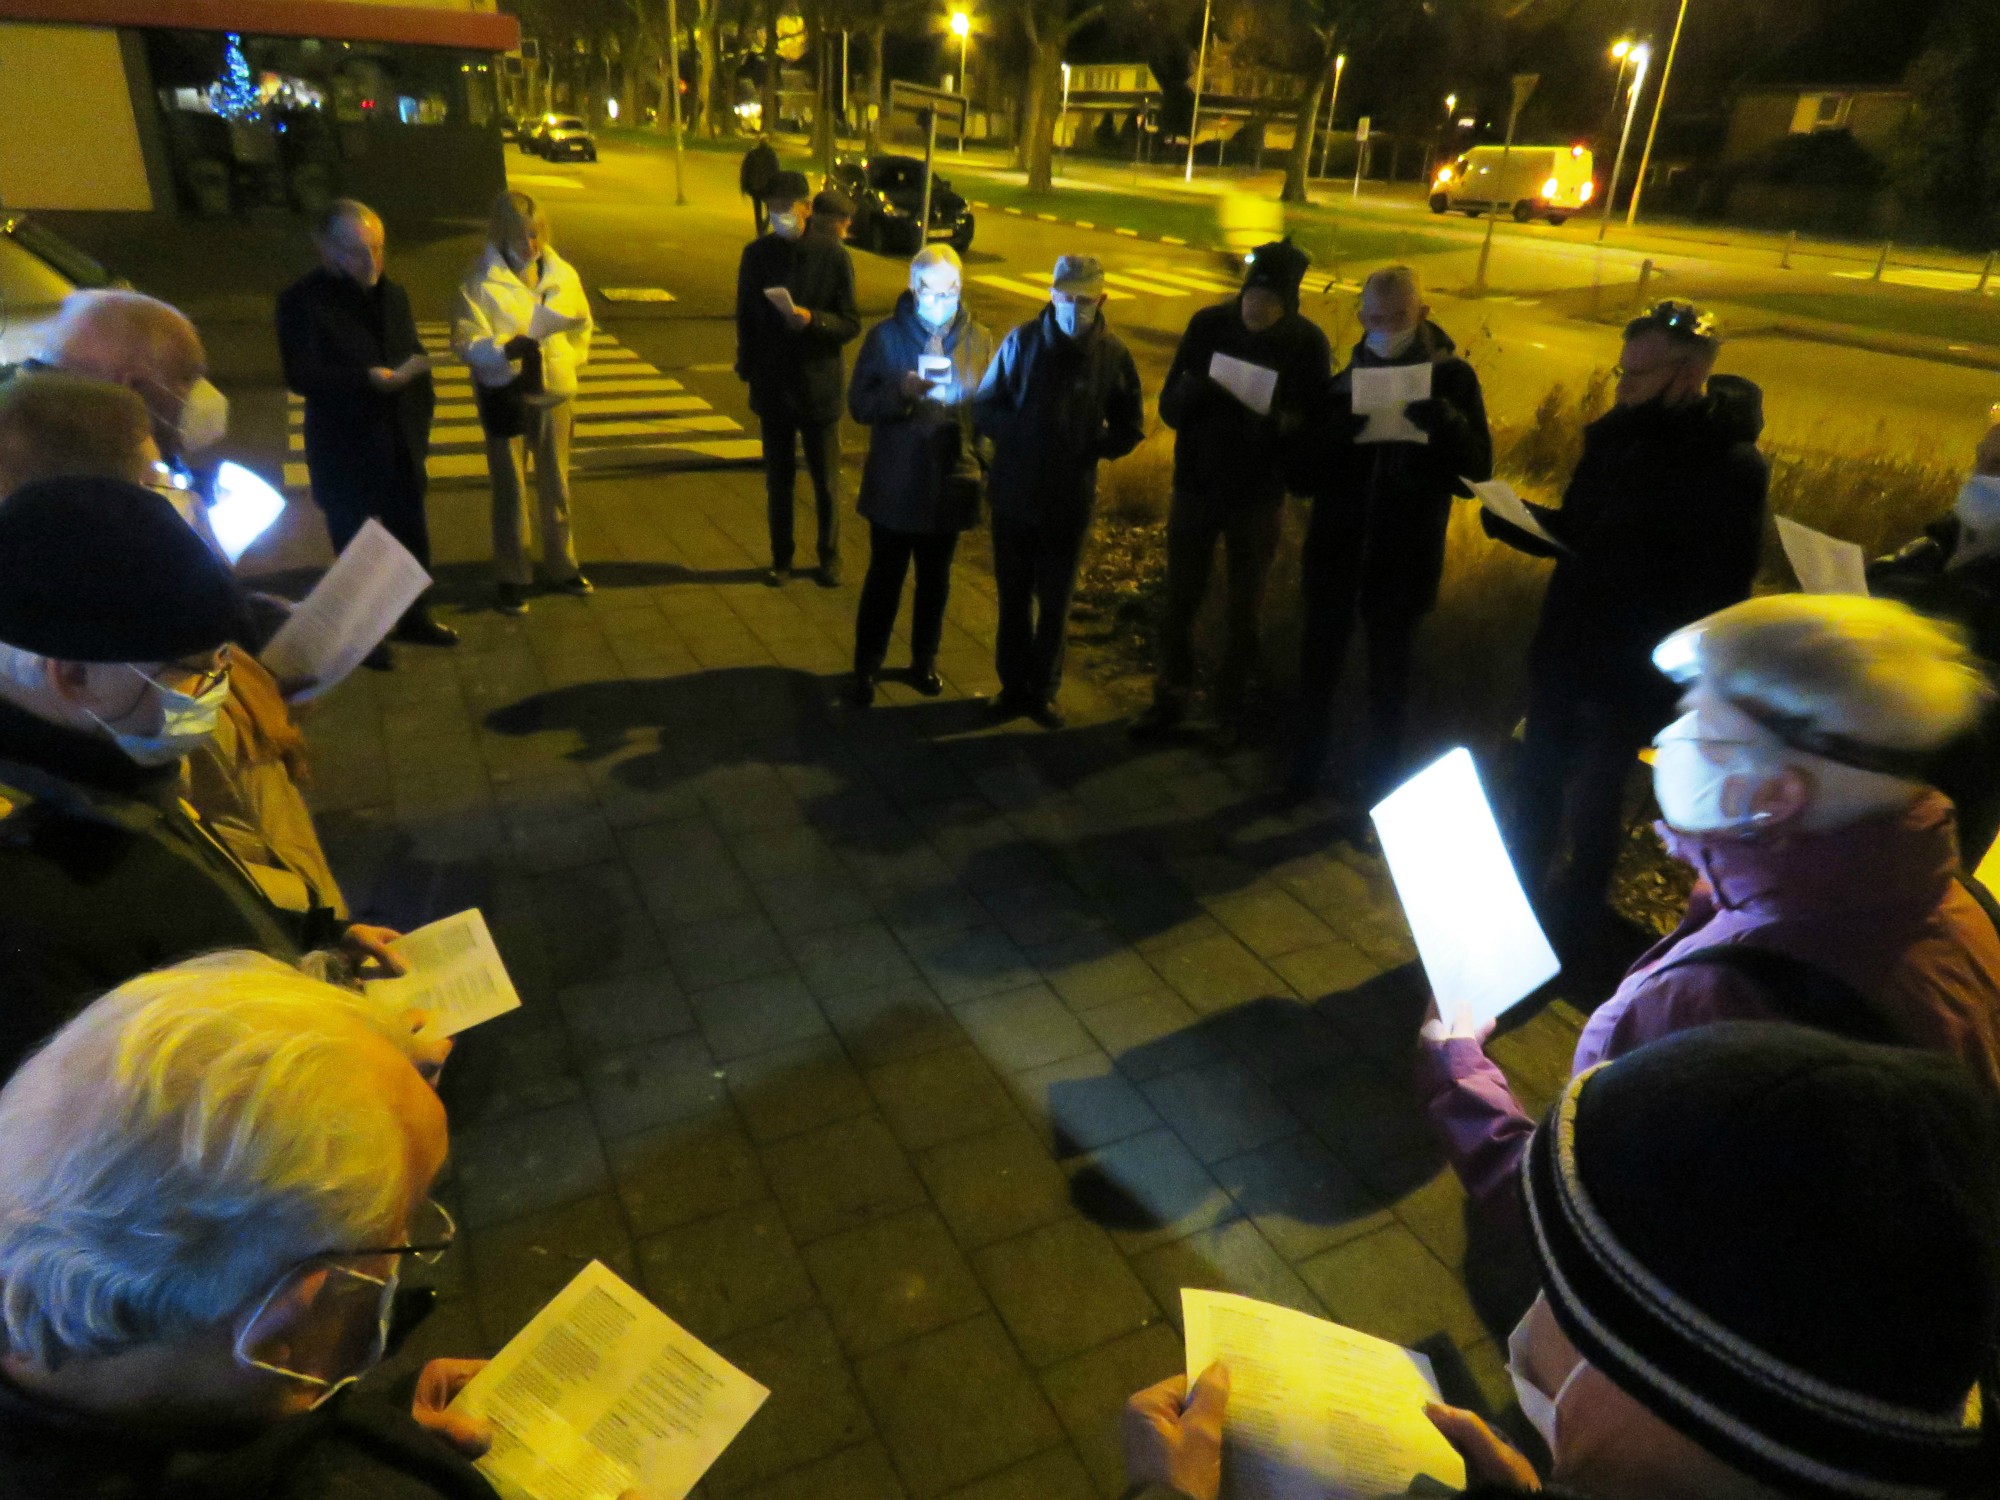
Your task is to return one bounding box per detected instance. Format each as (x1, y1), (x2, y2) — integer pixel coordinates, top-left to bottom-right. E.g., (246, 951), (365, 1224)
(207, 461), (287, 564)
(1976, 832), (2000, 902)
(1371, 748), (1561, 1032)
(1470, 478), (1571, 555)
(1209, 352), (1278, 416)
(763, 286), (797, 316)
(918, 354), (953, 386)
(1352, 364), (1431, 445)
(1775, 515), (1870, 597)
(529, 300), (585, 341)
(1182, 1290), (1466, 1500)
(453, 1261), (770, 1500)
(365, 908), (522, 1036)
(258, 520), (431, 699)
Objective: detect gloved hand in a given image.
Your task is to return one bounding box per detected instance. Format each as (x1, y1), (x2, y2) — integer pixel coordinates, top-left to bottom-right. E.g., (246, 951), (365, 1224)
(503, 334), (537, 359)
(1403, 397), (1458, 436)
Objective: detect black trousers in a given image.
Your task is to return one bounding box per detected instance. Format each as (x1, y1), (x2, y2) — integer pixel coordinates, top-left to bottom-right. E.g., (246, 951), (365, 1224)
(1155, 489), (1283, 714)
(992, 512), (1090, 705)
(315, 452), (434, 620)
(761, 413), (841, 570)
(752, 197), (770, 236)
(855, 522), (959, 674)
(1509, 680), (1655, 928)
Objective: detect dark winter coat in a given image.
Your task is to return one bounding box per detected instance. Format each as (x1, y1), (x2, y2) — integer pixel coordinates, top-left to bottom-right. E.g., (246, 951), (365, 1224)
(972, 304), (1145, 529)
(848, 291), (996, 535)
(275, 267), (435, 517)
(0, 699), (338, 1075)
(1300, 321), (1492, 617)
(1485, 375), (1768, 729)
(1156, 298), (1332, 508)
(734, 231), (861, 425)
(739, 140), (780, 197)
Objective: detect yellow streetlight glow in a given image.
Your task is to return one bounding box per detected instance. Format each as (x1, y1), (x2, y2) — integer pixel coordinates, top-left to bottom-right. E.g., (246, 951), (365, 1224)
(949, 11), (970, 37)
(1611, 38), (1631, 59)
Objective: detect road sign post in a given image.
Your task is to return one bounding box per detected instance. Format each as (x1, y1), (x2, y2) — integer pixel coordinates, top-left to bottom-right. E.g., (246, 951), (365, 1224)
(1351, 115), (1370, 200)
(887, 82), (968, 252)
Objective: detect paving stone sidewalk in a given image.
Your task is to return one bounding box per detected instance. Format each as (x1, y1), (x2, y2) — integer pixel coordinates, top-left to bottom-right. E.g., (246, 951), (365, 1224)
(301, 455), (1581, 1500)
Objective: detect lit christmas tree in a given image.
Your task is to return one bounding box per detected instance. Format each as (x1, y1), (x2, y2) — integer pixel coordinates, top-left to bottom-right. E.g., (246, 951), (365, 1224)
(211, 33), (261, 121)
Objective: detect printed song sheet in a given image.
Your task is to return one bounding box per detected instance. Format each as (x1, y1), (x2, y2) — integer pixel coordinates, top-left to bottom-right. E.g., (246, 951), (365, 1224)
(260, 519), (430, 699)
(1469, 478), (1571, 554)
(762, 286), (798, 316)
(366, 908), (521, 1036)
(1352, 363), (1431, 445)
(529, 299), (586, 341)
(1209, 353), (1279, 416)
(453, 1261), (770, 1500)
(1182, 1291), (1466, 1500)
(1371, 748), (1561, 1031)
(1775, 516), (1869, 597)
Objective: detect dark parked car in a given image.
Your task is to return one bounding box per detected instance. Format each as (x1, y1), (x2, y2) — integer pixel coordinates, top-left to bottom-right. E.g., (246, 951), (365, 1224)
(533, 115), (598, 162)
(829, 155), (974, 255)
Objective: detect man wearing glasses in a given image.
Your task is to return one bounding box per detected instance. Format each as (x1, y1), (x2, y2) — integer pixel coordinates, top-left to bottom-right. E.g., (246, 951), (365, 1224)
(0, 476), (404, 1071)
(1482, 301), (1768, 964)
(0, 951), (495, 1495)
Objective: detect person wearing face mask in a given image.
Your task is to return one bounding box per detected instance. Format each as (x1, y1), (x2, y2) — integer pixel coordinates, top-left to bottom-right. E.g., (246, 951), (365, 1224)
(1128, 239), (1331, 746)
(973, 255), (1145, 728)
(0, 477), (405, 1073)
(844, 246), (995, 707)
(1868, 420), (2000, 864)
(455, 190), (596, 617)
(735, 171), (862, 587)
(0, 950), (499, 1499)
(1130, 1022), (2000, 1500)
(1484, 301), (1768, 957)
(277, 199), (451, 657)
(1418, 592), (2000, 1230)
(1283, 263), (1492, 808)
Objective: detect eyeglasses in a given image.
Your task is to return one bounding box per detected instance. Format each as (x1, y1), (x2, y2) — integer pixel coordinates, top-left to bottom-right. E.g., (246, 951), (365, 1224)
(135, 643), (233, 700)
(338, 1198), (457, 1266)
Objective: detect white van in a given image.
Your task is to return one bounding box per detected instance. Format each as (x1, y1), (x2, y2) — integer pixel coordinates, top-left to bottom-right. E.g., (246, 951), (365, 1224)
(1429, 144), (1596, 225)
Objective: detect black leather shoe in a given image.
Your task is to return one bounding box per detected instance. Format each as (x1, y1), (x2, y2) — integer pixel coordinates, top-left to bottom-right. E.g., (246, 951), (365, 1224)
(766, 566), (789, 587)
(497, 583), (530, 616)
(846, 671), (876, 708)
(554, 574), (594, 597)
(986, 693), (1026, 721)
(815, 559), (843, 588)
(1028, 700), (1067, 730)
(909, 665), (944, 697)
(1128, 698), (1185, 741)
(394, 615), (459, 647)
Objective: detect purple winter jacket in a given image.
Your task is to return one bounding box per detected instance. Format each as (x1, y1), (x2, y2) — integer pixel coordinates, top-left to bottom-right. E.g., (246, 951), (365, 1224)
(1415, 789), (2000, 1215)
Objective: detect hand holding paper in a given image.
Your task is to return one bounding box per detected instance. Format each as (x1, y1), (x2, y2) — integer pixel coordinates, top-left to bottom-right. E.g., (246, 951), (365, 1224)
(763, 286), (798, 316)
(528, 300), (584, 341)
(1470, 478), (1571, 554)
(1775, 515), (1869, 597)
(259, 519), (430, 699)
(1352, 364), (1432, 445)
(1208, 353), (1278, 416)
(365, 908), (522, 1036)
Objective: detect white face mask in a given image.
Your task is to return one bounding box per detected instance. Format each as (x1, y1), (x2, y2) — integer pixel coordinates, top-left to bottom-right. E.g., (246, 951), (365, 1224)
(1364, 326), (1419, 360)
(769, 210), (803, 241)
(177, 377), (230, 457)
(1651, 710), (1761, 833)
(92, 665), (231, 766)
(915, 288), (960, 329)
(1507, 1310), (1588, 1455)
(1053, 298), (1096, 337)
(1951, 475), (2000, 566)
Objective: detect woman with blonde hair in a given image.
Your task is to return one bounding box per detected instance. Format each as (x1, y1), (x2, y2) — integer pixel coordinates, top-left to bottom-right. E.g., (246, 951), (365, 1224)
(454, 189), (595, 615)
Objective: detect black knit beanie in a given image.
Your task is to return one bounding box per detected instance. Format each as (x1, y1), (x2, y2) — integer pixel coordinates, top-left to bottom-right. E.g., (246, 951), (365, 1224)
(1522, 1022), (2000, 1500)
(1242, 239), (1309, 313)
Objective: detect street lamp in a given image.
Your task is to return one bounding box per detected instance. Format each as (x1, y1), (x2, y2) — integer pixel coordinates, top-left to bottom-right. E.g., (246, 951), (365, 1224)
(1184, 0), (1213, 183)
(1628, 0), (1689, 227)
(1314, 52), (1346, 179)
(1060, 61), (1071, 159)
(949, 10), (971, 153)
(1607, 39), (1635, 121)
(1598, 42), (1649, 243)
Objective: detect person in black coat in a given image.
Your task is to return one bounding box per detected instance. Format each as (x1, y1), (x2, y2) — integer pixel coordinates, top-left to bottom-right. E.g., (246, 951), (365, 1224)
(735, 170), (862, 587)
(1867, 420), (2000, 864)
(276, 200), (450, 652)
(1486, 302), (1768, 944)
(1287, 265), (1492, 804)
(972, 256), (1144, 728)
(846, 247), (995, 707)
(1131, 240), (1331, 742)
(740, 135), (780, 235)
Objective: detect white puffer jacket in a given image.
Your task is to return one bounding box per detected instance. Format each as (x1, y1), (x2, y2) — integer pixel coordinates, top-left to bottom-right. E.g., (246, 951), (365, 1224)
(453, 243), (594, 401)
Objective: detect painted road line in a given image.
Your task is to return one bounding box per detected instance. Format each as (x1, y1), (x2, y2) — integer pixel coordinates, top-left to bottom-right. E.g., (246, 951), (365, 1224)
(1036, 213), (1058, 222)
(426, 372), (688, 393)
(970, 200), (988, 208)
(1101, 271), (1192, 296)
(1115, 227), (1138, 236)
(399, 395), (713, 421)
(974, 273), (1131, 303)
(691, 362), (736, 372)
(1003, 206), (1022, 215)
(1160, 236), (1186, 245)
(1075, 221), (1093, 229)
(284, 435), (762, 489)
(1132, 267), (1241, 294)
(289, 413), (742, 451)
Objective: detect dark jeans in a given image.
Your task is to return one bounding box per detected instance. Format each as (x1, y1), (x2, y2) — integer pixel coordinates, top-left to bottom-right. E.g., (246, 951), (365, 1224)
(855, 523), (959, 674)
(316, 454), (434, 621)
(1155, 489), (1283, 714)
(1291, 514), (1425, 798)
(761, 413), (841, 570)
(752, 198), (769, 236)
(992, 511), (1090, 705)
(1509, 681), (1655, 929)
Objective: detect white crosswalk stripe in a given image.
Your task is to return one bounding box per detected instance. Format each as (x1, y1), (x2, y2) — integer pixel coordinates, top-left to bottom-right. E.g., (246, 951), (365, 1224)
(971, 262), (1243, 313)
(284, 327), (758, 488)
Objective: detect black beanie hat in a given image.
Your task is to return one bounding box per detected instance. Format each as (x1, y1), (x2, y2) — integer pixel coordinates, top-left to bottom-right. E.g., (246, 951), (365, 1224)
(1523, 1022), (2000, 1500)
(762, 170), (811, 205)
(1243, 238), (1310, 311)
(0, 476), (244, 663)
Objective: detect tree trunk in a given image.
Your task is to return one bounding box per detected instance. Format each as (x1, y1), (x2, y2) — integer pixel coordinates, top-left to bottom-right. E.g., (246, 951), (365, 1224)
(867, 21), (886, 149)
(1282, 54), (1333, 203)
(808, 17), (834, 171)
(760, 0), (781, 132)
(696, 0), (719, 135)
(1015, 61), (1037, 169)
(1025, 39), (1063, 192)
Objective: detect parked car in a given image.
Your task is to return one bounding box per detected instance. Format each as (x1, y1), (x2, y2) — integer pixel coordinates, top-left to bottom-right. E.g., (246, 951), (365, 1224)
(0, 213), (122, 366)
(499, 113), (520, 143)
(1429, 144), (1596, 225)
(535, 115), (598, 162)
(828, 155), (975, 255)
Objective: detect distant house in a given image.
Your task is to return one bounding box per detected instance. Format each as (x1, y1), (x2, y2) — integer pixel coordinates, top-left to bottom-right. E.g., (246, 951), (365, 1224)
(1054, 61), (1161, 151)
(1722, 86), (1912, 164)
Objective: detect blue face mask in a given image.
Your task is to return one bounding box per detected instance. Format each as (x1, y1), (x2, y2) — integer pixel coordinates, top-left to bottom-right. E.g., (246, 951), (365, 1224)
(1053, 298), (1096, 338)
(91, 666), (231, 766)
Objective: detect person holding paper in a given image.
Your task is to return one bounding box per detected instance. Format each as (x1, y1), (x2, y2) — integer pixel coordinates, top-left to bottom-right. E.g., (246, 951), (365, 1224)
(1286, 265), (1492, 809)
(844, 247), (995, 707)
(1868, 420), (2000, 863)
(278, 199), (452, 657)
(1418, 594), (2000, 1225)
(1484, 302), (1766, 948)
(973, 255), (1145, 728)
(734, 171), (862, 587)
(1129, 240), (1331, 743)
(456, 190), (596, 617)
(0, 477), (405, 1071)
(0, 950), (509, 1498)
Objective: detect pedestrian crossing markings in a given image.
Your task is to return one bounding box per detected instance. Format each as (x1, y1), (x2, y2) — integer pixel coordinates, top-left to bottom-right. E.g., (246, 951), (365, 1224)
(970, 263), (1243, 306)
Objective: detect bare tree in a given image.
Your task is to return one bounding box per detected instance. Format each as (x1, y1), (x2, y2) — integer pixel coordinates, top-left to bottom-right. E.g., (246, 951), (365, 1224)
(1010, 0), (1103, 190)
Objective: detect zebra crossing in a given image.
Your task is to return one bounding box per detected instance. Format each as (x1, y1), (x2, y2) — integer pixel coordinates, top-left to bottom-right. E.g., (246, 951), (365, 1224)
(969, 261), (1244, 307)
(281, 322), (762, 490)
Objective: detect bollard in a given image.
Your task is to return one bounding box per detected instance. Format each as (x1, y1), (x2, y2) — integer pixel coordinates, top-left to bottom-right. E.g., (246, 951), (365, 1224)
(1872, 239), (1892, 281)
(1979, 251), (1996, 296)
(1630, 257), (1654, 311)
(1781, 229), (1796, 270)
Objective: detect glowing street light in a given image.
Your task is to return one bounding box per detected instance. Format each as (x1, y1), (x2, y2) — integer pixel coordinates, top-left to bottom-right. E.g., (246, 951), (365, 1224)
(949, 9), (971, 153)
(1628, 0), (1689, 227)
(1184, 0), (1213, 182)
(1598, 42), (1649, 242)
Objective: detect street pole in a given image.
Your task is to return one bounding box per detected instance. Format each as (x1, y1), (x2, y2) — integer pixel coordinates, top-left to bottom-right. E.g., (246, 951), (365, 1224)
(1597, 46), (1648, 243)
(842, 29), (850, 136)
(1184, 0), (1212, 183)
(1472, 73), (1538, 294)
(1315, 53), (1345, 179)
(1060, 62), (1070, 162)
(1627, 0), (1688, 228)
(918, 105), (938, 237)
(664, 0), (686, 204)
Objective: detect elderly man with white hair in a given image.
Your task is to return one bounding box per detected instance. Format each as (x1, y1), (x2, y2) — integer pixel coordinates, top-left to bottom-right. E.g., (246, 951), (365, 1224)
(1418, 593), (2000, 1221)
(0, 951), (490, 1497)
(31, 286), (227, 473)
